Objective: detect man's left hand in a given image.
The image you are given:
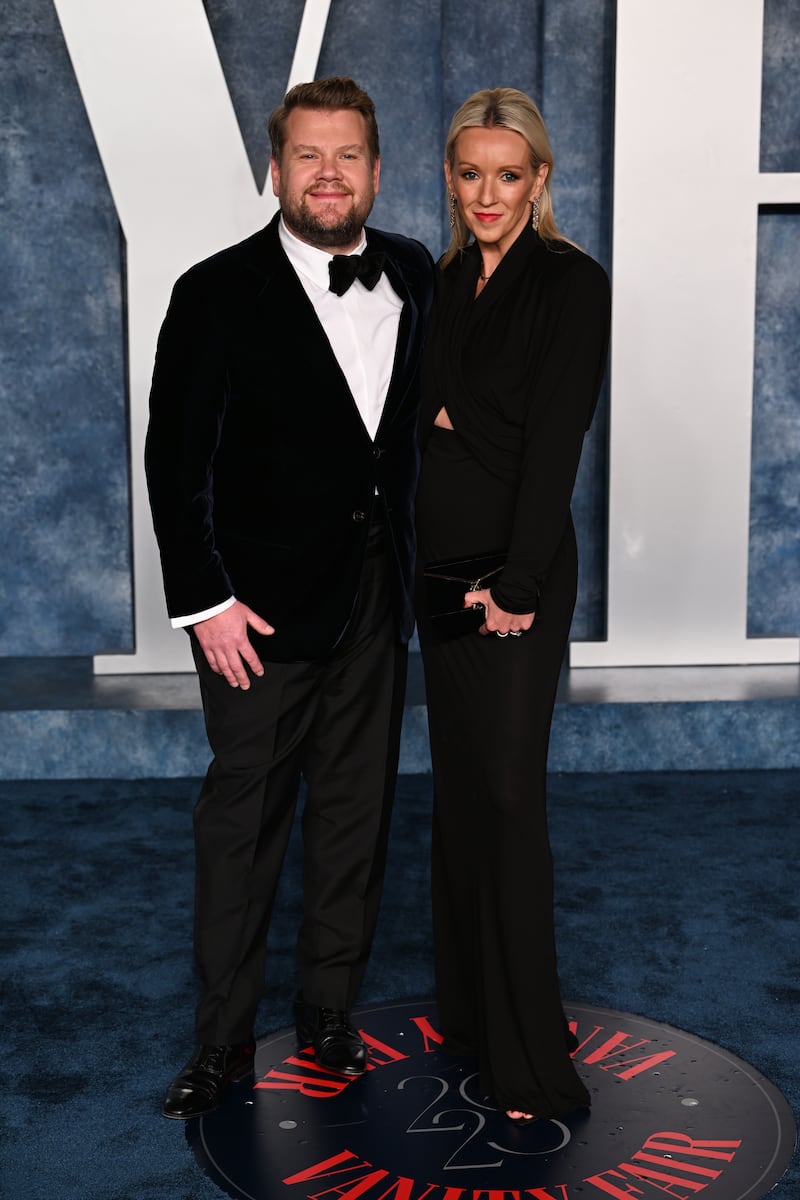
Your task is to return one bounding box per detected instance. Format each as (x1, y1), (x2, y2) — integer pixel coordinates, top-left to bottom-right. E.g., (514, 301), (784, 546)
(193, 601), (274, 688)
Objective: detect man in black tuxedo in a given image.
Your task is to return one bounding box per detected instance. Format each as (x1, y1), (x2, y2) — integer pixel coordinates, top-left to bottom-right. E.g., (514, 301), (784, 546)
(145, 77), (433, 1120)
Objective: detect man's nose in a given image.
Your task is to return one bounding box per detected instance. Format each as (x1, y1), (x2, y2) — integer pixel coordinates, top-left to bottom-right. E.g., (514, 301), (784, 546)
(316, 155), (342, 178)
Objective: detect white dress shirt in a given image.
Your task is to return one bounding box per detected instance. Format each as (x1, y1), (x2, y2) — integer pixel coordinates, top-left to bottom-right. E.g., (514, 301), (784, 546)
(171, 218), (403, 629)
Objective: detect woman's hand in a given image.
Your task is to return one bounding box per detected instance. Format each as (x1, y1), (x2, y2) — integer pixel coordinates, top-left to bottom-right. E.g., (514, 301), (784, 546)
(463, 588), (535, 637)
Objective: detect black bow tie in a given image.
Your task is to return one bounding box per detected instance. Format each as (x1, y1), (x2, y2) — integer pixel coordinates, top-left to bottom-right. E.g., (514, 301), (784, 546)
(328, 250), (386, 296)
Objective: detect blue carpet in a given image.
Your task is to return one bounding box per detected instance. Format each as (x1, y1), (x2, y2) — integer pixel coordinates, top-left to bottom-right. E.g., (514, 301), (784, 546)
(1, 772), (798, 1199)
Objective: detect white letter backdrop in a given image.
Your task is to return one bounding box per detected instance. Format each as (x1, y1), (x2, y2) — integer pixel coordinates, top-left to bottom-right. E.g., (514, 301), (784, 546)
(53, 0), (800, 673)
(572, 0), (800, 667)
(54, 0), (331, 672)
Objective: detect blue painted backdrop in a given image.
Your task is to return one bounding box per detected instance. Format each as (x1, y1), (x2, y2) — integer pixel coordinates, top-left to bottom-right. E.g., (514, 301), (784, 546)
(1, 0), (797, 658)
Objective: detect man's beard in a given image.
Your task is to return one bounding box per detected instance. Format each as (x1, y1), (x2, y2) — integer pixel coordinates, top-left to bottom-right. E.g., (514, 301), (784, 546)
(280, 190), (374, 249)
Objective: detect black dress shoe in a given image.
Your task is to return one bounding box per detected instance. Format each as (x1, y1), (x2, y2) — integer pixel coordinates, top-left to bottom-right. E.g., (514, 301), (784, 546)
(294, 999), (367, 1076)
(162, 1042), (255, 1120)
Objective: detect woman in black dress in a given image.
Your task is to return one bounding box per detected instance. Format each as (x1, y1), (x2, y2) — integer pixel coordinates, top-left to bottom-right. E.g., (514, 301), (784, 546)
(416, 88), (610, 1123)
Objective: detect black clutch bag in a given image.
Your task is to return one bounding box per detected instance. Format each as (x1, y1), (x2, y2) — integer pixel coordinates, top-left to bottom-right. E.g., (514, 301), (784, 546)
(423, 552), (506, 639)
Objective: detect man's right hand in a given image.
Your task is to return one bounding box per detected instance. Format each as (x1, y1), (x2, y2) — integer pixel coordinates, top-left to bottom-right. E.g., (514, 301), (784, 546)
(193, 601), (274, 689)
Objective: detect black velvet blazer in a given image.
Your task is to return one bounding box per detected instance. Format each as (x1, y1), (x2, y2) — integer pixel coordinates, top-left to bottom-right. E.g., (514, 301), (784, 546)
(145, 213), (434, 662)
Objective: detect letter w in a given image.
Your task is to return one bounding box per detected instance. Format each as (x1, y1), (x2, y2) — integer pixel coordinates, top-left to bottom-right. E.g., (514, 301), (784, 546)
(52, 0), (330, 673)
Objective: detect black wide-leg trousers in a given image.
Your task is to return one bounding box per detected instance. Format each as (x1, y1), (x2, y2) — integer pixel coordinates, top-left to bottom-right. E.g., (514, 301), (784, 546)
(190, 528), (407, 1045)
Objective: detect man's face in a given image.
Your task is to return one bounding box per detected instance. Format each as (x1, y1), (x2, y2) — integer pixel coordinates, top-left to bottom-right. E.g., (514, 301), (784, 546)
(271, 107), (380, 253)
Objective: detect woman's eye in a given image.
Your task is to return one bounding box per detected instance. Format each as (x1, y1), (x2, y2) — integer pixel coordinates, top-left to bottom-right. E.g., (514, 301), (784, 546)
(501, 172), (520, 182)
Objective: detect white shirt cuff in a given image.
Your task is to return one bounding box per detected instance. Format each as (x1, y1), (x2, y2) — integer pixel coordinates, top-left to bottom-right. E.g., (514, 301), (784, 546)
(170, 596), (236, 629)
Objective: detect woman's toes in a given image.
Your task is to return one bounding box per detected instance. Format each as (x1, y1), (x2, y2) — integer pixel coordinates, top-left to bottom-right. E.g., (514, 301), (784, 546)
(506, 1108), (536, 1123)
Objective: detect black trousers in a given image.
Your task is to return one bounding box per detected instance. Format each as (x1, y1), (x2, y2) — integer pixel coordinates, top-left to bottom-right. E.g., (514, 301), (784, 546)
(189, 525), (407, 1044)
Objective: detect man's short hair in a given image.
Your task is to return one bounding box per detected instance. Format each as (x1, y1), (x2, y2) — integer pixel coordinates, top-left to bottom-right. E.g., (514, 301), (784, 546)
(268, 76), (380, 165)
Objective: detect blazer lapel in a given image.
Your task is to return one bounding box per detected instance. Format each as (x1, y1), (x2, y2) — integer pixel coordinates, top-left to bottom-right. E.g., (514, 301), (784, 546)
(248, 218), (373, 440)
(373, 246), (421, 437)
(243, 217), (422, 443)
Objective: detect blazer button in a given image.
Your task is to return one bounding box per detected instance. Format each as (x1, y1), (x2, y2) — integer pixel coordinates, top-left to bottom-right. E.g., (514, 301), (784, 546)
(373, 446), (384, 459)
(352, 510), (366, 522)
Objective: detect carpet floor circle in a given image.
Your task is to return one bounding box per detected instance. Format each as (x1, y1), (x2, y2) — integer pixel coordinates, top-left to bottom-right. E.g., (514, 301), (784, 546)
(187, 1000), (796, 1200)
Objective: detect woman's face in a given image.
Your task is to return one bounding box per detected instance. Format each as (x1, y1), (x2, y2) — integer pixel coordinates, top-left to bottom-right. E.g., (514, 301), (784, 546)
(446, 126), (548, 257)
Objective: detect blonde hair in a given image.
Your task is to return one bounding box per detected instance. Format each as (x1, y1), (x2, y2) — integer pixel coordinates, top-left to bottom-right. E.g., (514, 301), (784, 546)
(442, 87), (574, 268)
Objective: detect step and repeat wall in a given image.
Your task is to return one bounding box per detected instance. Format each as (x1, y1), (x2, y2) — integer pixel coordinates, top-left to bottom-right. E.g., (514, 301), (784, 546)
(1, 0), (798, 670)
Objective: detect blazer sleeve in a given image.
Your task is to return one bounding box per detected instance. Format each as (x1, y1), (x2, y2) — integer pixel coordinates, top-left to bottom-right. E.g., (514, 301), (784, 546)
(491, 254), (611, 613)
(144, 268), (234, 618)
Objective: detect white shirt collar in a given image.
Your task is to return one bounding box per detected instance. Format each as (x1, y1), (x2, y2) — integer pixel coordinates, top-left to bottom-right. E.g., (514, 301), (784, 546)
(279, 216), (368, 291)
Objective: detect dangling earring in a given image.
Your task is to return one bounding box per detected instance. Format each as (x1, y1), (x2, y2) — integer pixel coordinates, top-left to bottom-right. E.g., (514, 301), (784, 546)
(449, 192), (457, 229)
(531, 195), (540, 232)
